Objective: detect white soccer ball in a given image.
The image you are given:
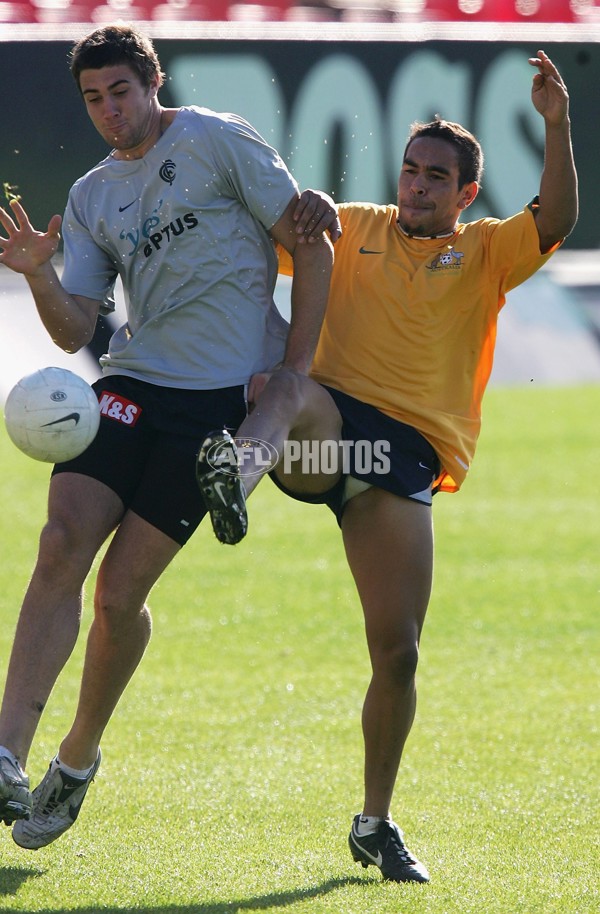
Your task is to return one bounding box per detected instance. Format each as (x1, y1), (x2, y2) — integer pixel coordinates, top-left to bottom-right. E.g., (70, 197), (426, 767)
(4, 367), (100, 463)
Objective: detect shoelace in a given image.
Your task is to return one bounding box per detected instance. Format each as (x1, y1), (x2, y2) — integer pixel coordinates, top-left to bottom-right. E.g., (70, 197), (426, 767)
(37, 788), (61, 818)
(36, 773), (72, 818)
(385, 826), (417, 864)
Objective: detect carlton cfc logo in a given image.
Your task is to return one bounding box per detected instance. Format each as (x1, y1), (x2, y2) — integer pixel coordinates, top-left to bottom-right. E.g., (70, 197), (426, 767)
(159, 159), (176, 185)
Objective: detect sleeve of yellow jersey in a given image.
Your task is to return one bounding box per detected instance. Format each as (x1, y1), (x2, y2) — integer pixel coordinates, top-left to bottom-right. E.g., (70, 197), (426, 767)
(276, 243), (294, 276)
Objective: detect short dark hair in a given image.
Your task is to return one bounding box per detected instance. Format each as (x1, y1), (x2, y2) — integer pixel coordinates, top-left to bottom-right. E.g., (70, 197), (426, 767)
(69, 23), (165, 92)
(404, 117), (484, 187)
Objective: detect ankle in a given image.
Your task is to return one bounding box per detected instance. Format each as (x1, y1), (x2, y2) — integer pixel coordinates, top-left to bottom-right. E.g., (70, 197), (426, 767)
(58, 741), (99, 772)
(355, 814), (390, 836)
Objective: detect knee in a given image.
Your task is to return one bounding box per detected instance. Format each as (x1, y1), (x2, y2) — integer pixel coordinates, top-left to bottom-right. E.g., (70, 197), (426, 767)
(375, 641), (420, 689)
(268, 367), (340, 439)
(36, 516), (85, 580)
(93, 573), (151, 641)
(268, 367), (309, 410)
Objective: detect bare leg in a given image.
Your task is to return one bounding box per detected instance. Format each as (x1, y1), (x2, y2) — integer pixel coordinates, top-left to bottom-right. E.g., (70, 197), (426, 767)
(197, 371), (343, 546)
(236, 368), (343, 497)
(0, 474), (123, 766)
(58, 511), (180, 769)
(341, 488), (434, 816)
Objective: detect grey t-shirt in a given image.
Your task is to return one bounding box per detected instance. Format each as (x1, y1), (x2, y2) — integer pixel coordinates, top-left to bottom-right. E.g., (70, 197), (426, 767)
(61, 106), (298, 388)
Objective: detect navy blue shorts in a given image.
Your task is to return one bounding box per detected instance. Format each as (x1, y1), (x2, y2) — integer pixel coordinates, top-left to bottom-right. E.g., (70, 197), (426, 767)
(52, 376), (247, 545)
(271, 386), (441, 525)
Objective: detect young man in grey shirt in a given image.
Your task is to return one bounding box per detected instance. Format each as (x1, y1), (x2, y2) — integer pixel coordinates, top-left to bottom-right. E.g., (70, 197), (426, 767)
(0, 23), (335, 850)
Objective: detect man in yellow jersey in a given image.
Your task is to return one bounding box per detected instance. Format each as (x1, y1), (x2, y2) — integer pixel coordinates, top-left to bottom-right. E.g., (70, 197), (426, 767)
(197, 50), (577, 883)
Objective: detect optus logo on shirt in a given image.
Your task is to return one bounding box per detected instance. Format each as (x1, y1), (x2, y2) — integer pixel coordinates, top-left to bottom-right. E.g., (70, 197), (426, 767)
(118, 195), (199, 259)
(142, 212), (199, 258)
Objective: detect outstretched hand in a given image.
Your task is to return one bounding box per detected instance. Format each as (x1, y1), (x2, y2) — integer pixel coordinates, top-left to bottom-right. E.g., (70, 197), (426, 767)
(529, 50), (569, 126)
(293, 189), (342, 244)
(0, 199), (62, 276)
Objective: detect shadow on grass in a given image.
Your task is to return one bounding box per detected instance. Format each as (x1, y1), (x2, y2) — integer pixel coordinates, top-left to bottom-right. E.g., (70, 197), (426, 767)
(0, 867), (43, 897)
(0, 869), (374, 912)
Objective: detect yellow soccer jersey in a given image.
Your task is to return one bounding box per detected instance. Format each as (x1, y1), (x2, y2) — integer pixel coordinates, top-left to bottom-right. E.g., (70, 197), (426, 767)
(280, 201), (558, 493)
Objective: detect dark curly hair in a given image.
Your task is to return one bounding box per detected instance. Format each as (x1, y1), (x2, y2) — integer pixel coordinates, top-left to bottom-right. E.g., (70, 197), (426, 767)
(69, 24), (165, 92)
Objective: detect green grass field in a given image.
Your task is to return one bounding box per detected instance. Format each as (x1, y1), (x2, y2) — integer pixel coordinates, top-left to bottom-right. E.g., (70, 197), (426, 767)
(0, 385), (598, 914)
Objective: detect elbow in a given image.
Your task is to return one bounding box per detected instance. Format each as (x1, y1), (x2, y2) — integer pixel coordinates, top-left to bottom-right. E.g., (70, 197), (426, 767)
(562, 203), (580, 240)
(537, 212), (578, 254)
(54, 325), (96, 355)
(56, 339), (86, 355)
